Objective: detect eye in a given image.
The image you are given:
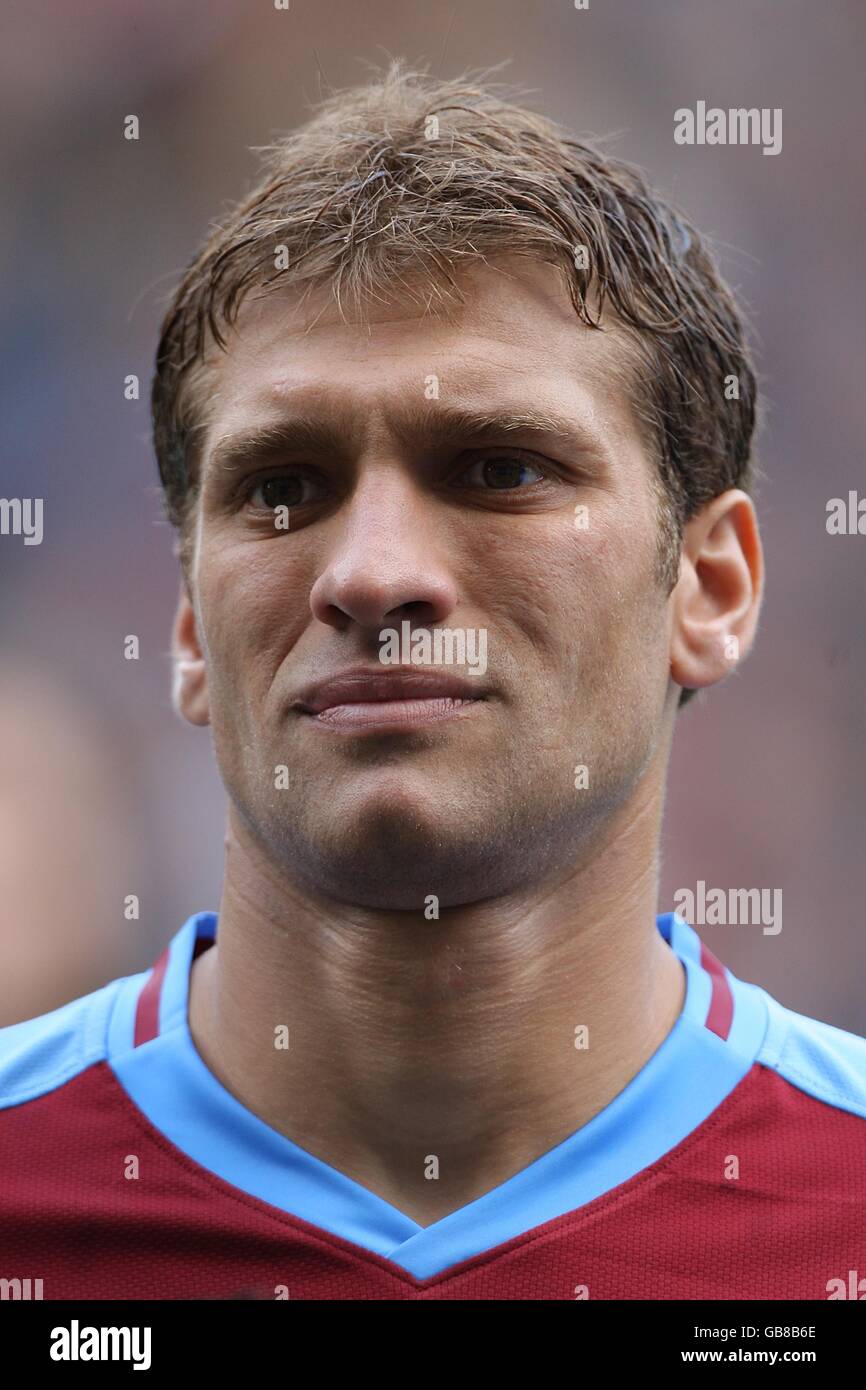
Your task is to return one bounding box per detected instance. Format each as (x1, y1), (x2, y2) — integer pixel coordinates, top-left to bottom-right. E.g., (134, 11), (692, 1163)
(455, 454), (547, 490)
(246, 473), (326, 510)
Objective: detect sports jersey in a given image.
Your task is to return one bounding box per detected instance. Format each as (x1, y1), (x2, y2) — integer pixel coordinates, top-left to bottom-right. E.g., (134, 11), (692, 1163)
(1, 910), (865, 1300)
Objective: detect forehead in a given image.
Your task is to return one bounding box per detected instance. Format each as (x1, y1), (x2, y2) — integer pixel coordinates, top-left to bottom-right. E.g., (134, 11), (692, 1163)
(193, 257), (647, 463)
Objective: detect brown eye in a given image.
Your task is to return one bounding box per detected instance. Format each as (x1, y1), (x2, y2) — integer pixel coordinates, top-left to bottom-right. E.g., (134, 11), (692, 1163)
(458, 456), (546, 490)
(248, 474), (324, 509)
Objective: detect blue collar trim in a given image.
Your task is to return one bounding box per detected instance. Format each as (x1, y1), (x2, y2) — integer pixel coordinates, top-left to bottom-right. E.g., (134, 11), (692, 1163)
(108, 911), (768, 1280)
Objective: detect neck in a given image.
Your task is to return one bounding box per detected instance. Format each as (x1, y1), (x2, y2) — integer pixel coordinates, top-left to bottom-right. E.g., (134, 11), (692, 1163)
(188, 789), (685, 1226)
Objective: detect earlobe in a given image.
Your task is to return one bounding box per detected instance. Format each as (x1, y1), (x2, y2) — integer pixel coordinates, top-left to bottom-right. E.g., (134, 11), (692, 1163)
(171, 584), (210, 727)
(669, 490), (763, 697)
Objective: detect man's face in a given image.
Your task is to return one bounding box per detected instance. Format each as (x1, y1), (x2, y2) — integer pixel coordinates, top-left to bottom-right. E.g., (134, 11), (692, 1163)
(184, 258), (676, 908)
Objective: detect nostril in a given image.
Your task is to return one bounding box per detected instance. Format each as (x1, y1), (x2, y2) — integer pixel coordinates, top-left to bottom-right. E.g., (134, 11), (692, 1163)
(388, 600), (440, 624)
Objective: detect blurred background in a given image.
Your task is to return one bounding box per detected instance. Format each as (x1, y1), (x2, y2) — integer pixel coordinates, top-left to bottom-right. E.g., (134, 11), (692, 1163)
(1, 0), (863, 1028)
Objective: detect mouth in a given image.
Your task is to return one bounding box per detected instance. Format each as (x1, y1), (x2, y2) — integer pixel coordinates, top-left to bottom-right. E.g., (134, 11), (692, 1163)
(294, 669), (489, 734)
(307, 694), (484, 732)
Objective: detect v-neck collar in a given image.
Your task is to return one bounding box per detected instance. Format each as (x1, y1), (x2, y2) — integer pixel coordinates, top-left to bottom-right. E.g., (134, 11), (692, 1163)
(108, 910), (768, 1280)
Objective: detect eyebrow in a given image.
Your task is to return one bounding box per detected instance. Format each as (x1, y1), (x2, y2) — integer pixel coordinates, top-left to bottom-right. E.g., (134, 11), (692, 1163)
(204, 402), (599, 479)
(206, 417), (352, 476)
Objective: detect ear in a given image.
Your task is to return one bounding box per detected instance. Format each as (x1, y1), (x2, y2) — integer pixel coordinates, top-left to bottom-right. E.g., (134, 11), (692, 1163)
(670, 489), (764, 697)
(171, 581), (210, 726)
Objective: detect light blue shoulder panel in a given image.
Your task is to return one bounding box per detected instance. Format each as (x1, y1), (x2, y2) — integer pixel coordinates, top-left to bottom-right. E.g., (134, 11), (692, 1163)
(757, 991), (866, 1120)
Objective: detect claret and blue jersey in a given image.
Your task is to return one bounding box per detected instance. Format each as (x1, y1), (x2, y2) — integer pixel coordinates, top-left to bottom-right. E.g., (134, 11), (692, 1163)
(1, 911), (865, 1299)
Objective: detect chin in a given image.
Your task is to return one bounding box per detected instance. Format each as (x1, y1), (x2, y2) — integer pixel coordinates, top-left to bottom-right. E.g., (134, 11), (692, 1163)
(287, 798), (512, 910)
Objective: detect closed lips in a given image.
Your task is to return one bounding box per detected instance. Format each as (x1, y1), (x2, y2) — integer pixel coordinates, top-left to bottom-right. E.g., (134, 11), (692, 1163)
(295, 669), (488, 713)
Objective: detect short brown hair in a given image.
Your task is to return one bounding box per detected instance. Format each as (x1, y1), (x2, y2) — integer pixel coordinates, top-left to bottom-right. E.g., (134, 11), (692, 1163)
(151, 61), (758, 704)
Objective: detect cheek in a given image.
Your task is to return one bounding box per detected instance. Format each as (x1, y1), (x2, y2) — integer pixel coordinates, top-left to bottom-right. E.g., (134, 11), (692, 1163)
(576, 539), (670, 726)
(197, 545), (312, 705)
(484, 506), (663, 703)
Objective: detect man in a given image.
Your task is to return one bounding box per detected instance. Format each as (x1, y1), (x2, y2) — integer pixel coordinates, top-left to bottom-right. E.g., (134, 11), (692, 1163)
(1, 64), (864, 1301)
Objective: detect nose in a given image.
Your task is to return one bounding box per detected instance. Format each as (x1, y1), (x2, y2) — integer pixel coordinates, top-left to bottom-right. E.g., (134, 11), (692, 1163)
(309, 464), (460, 633)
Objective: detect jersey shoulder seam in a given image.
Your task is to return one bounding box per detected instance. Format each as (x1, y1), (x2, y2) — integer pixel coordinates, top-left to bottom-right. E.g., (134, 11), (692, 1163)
(0, 974), (134, 1109)
(756, 990), (866, 1121)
